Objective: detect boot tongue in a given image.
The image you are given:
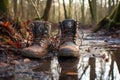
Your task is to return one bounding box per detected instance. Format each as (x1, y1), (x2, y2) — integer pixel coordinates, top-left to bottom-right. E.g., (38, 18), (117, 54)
(31, 21), (49, 45)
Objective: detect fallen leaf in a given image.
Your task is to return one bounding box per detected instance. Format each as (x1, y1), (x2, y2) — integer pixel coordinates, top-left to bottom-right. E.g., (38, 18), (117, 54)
(24, 58), (31, 63)
(11, 60), (20, 65)
(8, 39), (16, 48)
(0, 62), (8, 67)
(104, 58), (109, 62)
(66, 72), (78, 76)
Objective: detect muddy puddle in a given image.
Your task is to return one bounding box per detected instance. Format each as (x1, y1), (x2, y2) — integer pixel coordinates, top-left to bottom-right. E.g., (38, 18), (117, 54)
(0, 30), (120, 80)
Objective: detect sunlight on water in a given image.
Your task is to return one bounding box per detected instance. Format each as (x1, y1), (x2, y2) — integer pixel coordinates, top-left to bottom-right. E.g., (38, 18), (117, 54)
(51, 57), (61, 80)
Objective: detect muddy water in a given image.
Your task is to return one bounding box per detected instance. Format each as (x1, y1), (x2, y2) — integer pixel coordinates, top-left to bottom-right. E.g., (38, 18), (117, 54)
(0, 30), (120, 80)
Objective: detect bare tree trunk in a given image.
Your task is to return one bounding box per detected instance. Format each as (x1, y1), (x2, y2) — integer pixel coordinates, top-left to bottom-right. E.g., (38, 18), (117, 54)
(13, 0), (17, 20)
(81, 0), (85, 23)
(20, 0), (25, 20)
(108, 0), (112, 14)
(100, 0), (102, 7)
(41, 0), (53, 21)
(52, 0), (55, 22)
(63, 0), (68, 19)
(68, 0), (73, 19)
(112, 0), (115, 6)
(104, 0), (107, 9)
(88, 0), (97, 24)
(26, 0), (31, 19)
(88, 0), (94, 24)
(116, 0), (119, 4)
(92, 0), (97, 22)
(58, 0), (61, 21)
(0, 0), (11, 21)
(74, 2), (77, 20)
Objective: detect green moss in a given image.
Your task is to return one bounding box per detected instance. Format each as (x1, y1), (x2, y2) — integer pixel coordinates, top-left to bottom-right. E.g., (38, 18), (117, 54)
(0, 0), (9, 13)
(94, 2), (120, 32)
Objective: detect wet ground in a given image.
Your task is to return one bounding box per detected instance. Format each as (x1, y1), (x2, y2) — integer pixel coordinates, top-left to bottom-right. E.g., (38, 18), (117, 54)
(0, 29), (120, 80)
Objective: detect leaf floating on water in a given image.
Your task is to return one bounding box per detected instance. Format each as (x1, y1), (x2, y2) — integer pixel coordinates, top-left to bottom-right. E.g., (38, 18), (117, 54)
(11, 60), (20, 65)
(66, 72), (78, 76)
(24, 58), (31, 63)
(104, 58), (109, 62)
(0, 62), (8, 67)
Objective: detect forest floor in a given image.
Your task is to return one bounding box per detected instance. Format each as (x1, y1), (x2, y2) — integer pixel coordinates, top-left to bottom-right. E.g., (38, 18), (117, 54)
(0, 23), (120, 67)
(0, 23), (120, 79)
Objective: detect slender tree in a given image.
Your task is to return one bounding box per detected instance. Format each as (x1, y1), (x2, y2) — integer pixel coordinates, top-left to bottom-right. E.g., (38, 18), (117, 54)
(68, 0), (73, 19)
(108, 0), (112, 14)
(74, 1), (77, 20)
(41, 0), (53, 21)
(52, 0), (56, 22)
(13, 0), (17, 19)
(88, 0), (97, 24)
(20, 0), (26, 20)
(63, 0), (68, 19)
(81, 0), (85, 23)
(58, 0), (61, 21)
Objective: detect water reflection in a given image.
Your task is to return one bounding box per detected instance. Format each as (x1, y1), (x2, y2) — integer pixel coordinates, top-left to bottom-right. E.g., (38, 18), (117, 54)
(112, 48), (120, 73)
(0, 47), (120, 80)
(51, 57), (61, 80)
(1, 29), (120, 80)
(58, 57), (79, 80)
(108, 48), (120, 80)
(78, 47), (120, 80)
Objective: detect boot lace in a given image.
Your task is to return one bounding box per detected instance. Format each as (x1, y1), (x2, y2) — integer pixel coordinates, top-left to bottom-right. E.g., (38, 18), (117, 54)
(33, 34), (48, 47)
(60, 29), (75, 45)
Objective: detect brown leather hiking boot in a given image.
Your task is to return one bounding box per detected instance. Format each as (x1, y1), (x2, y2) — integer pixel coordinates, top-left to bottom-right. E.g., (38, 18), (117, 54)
(22, 21), (51, 58)
(58, 19), (80, 57)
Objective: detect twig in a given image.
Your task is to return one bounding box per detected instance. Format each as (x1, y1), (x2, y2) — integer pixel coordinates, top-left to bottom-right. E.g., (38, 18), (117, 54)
(29, 0), (41, 19)
(107, 54), (114, 80)
(79, 65), (89, 80)
(78, 29), (84, 48)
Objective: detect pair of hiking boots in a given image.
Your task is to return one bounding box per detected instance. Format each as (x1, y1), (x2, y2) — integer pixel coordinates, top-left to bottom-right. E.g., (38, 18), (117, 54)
(22, 19), (80, 58)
